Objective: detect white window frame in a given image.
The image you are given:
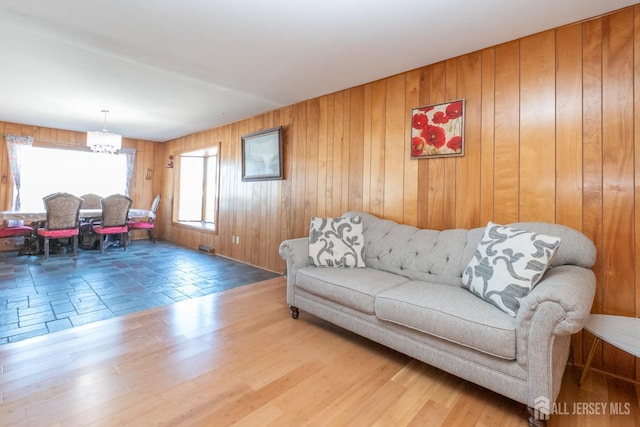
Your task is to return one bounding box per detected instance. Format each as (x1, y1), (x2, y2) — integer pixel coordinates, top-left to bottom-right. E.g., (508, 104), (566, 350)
(173, 144), (220, 232)
(16, 145), (128, 211)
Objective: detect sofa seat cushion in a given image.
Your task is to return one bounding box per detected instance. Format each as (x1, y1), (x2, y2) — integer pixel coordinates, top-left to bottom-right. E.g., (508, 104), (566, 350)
(296, 267), (409, 314)
(375, 281), (516, 359)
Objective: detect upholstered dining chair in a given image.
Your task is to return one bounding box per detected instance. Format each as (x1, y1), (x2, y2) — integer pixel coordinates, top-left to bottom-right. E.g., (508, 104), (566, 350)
(42, 192), (61, 207)
(128, 194), (160, 243)
(0, 223), (35, 253)
(79, 193), (103, 249)
(92, 194), (132, 253)
(80, 193), (103, 209)
(37, 192), (83, 259)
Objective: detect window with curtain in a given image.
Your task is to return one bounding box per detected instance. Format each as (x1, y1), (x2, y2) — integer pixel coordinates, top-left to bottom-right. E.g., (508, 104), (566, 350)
(176, 146), (219, 230)
(18, 146), (129, 211)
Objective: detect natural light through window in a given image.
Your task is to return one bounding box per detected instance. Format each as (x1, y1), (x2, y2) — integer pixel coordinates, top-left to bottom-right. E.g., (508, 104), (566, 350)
(177, 146), (219, 230)
(19, 147), (127, 211)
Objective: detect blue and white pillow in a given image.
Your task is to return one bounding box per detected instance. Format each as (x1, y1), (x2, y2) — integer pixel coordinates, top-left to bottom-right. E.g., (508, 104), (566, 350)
(308, 216), (366, 268)
(461, 222), (561, 317)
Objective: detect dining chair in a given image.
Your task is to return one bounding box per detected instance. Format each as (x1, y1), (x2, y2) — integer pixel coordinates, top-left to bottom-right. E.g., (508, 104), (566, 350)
(37, 192), (83, 259)
(128, 194), (160, 243)
(79, 193), (103, 249)
(92, 194), (132, 253)
(42, 192), (61, 207)
(80, 193), (103, 209)
(0, 223), (35, 254)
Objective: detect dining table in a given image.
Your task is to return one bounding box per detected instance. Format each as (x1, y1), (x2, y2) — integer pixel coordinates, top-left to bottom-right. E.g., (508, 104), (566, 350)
(0, 208), (153, 222)
(0, 208), (153, 255)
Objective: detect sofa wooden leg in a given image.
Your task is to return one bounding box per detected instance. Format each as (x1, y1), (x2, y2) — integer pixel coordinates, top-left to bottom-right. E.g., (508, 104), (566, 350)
(527, 406), (548, 427)
(290, 306), (299, 319)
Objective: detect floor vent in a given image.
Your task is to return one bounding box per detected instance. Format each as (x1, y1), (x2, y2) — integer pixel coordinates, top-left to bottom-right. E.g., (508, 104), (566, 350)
(198, 245), (215, 254)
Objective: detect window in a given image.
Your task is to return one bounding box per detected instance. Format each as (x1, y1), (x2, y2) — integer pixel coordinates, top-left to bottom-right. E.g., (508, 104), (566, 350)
(176, 145), (219, 231)
(18, 146), (128, 211)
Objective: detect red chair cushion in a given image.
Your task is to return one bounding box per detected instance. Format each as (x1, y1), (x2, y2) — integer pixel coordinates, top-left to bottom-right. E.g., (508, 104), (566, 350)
(37, 228), (79, 238)
(0, 226), (33, 237)
(93, 225), (128, 234)
(128, 221), (154, 230)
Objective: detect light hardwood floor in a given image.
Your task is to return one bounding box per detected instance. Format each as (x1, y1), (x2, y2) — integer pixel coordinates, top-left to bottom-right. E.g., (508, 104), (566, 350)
(1, 277), (638, 426)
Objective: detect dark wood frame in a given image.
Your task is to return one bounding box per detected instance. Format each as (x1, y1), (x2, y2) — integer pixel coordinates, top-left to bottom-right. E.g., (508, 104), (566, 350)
(241, 126), (284, 181)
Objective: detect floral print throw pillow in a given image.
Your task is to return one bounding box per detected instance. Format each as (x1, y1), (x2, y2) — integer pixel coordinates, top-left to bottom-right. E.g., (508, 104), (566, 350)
(308, 216), (366, 268)
(461, 222), (561, 317)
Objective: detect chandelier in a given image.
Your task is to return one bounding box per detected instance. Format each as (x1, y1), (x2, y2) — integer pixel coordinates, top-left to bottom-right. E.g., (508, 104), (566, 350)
(86, 110), (122, 154)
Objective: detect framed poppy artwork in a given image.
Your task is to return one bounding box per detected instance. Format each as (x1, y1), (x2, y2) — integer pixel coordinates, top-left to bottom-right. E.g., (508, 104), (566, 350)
(410, 99), (464, 159)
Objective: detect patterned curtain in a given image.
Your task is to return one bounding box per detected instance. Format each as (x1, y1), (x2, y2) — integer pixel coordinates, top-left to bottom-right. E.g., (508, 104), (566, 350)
(121, 147), (136, 197)
(4, 134), (33, 226)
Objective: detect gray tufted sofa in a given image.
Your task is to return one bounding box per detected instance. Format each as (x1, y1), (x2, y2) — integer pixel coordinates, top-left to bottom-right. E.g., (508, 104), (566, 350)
(279, 211), (597, 427)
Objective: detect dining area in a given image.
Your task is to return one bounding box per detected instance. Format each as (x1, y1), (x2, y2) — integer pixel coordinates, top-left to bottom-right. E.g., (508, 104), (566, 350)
(0, 193), (159, 258)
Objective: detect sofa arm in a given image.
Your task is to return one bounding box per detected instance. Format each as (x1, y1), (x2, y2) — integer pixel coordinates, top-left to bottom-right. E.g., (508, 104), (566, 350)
(278, 238), (309, 306)
(279, 238), (309, 271)
(516, 265), (596, 337)
(515, 265), (596, 407)
(515, 264), (596, 370)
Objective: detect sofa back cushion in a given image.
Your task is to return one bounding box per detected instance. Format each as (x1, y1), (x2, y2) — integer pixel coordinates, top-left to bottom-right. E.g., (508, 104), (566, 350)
(342, 211), (596, 286)
(349, 212), (471, 285)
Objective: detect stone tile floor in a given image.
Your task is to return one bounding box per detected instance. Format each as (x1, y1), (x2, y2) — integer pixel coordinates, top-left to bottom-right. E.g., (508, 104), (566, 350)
(0, 239), (281, 344)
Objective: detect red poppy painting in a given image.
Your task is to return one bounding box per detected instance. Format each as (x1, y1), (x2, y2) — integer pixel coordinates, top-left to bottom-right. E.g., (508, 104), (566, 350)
(411, 99), (464, 159)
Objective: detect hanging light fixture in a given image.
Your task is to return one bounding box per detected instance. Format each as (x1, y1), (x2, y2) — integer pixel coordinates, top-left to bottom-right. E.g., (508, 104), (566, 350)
(86, 109), (122, 154)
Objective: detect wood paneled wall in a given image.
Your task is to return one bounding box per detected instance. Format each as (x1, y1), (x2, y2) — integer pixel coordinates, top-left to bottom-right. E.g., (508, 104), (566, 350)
(1, 5), (638, 382)
(0, 121), (160, 236)
(161, 5), (640, 382)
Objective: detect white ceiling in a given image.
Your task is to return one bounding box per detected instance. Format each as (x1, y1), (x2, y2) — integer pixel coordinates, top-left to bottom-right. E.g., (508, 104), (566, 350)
(0, 1), (636, 142)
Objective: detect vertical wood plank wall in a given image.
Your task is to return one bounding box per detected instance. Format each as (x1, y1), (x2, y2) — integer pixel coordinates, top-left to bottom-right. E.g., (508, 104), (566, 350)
(159, 5), (640, 382)
(0, 6), (638, 383)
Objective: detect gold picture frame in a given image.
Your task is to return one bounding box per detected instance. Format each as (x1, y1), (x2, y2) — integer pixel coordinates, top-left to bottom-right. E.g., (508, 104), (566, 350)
(411, 99), (464, 159)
